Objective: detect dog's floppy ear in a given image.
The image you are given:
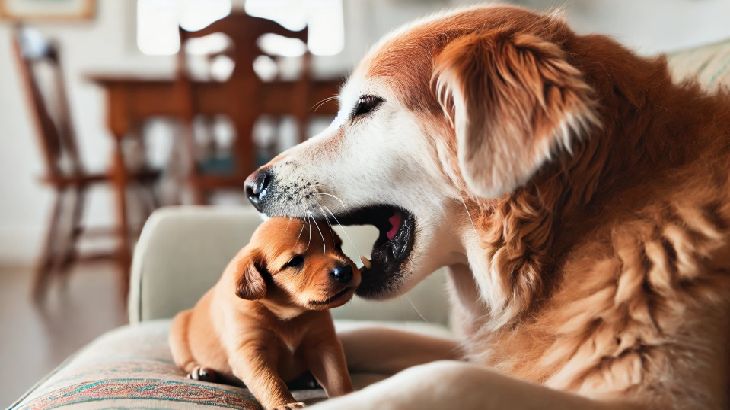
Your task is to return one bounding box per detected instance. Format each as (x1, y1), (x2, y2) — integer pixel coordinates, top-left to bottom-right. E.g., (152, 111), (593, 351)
(232, 249), (267, 300)
(433, 30), (598, 198)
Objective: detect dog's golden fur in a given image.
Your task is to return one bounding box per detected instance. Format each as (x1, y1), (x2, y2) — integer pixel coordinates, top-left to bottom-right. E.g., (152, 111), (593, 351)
(363, 5), (730, 408)
(245, 5), (729, 409)
(169, 218), (359, 409)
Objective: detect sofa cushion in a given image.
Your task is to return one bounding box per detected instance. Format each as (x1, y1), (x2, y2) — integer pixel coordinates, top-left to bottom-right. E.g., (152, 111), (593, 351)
(668, 38), (730, 90)
(11, 320), (452, 409)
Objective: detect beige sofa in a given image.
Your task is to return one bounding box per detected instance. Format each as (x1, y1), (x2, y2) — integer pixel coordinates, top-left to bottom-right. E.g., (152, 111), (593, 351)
(11, 38), (730, 409)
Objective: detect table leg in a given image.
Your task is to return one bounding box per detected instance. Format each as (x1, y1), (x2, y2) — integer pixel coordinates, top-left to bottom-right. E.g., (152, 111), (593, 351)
(233, 112), (257, 180)
(111, 136), (131, 302)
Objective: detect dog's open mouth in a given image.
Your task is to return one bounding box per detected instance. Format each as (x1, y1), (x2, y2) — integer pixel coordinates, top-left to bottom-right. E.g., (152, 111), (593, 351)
(330, 205), (416, 297)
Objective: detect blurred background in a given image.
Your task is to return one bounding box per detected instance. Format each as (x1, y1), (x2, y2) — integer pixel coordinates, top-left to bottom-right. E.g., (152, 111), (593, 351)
(1, 0), (730, 405)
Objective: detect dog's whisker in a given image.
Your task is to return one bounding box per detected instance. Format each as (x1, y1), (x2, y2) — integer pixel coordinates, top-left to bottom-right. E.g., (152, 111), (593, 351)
(285, 216), (293, 234)
(305, 214), (313, 252)
(315, 192), (347, 209)
(312, 95), (337, 112)
(321, 204), (342, 226)
(316, 204), (337, 251)
(458, 193), (479, 238)
(312, 216), (327, 253)
(322, 204), (356, 249)
(296, 217), (306, 242)
(311, 96), (331, 112)
(406, 296), (427, 322)
(316, 204), (333, 228)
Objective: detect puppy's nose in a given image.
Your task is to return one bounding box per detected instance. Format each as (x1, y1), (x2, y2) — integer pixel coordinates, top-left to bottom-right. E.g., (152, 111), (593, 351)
(330, 264), (353, 284)
(245, 169), (272, 211)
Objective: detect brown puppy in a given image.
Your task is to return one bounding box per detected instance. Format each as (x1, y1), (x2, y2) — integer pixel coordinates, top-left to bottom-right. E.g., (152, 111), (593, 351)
(169, 217), (359, 409)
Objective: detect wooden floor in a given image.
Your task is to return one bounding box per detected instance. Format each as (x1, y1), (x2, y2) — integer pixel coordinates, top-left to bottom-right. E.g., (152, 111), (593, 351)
(0, 263), (126, 407)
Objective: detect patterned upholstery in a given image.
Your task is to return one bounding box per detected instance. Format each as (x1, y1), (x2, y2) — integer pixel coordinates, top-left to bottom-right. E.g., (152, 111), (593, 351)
(10, 320), (448, 409)
(11, 322), (265, 409)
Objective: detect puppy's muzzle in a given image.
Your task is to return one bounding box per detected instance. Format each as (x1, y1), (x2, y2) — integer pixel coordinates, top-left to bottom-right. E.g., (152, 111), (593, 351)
(330, 264), (353, 284)
(245, 168), (272, 211)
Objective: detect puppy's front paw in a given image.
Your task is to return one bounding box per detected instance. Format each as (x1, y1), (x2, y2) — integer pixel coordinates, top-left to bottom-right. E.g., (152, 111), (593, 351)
(271, 401), (305, 409)
(187, 366), (219, 383)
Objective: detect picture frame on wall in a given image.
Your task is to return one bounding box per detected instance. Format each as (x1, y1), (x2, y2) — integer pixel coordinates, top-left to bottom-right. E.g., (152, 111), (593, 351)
(0, 0), (95, 21)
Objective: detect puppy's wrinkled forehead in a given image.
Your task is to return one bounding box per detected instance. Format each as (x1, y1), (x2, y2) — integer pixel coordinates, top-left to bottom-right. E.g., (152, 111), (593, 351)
(353, 5), (566, 111)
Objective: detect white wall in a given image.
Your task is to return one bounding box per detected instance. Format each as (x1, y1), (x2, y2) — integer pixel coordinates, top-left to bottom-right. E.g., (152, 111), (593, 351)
(513, 0), (730, 55)
(2, 0), (730, 265)
(0, 0), (175, 264)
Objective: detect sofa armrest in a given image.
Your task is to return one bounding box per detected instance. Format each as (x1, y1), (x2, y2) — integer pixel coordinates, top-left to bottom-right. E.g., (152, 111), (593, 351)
(129, 206), (450, 327)
(129, 206), (263, 323)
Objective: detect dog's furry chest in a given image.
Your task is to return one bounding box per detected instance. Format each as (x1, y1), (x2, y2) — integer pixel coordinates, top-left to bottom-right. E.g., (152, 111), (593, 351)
(454, 188), (730, 405)
(233, 308), (324, 350)
(263, 317), (316, 353)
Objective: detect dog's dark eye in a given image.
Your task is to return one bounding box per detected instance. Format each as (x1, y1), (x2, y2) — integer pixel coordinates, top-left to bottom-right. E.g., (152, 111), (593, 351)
(283, 254), (304, 270)
(351, 95), (384, 119)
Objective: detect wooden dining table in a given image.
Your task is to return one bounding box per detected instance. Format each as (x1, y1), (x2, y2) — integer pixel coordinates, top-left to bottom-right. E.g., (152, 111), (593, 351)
(87, 73), (342, 288)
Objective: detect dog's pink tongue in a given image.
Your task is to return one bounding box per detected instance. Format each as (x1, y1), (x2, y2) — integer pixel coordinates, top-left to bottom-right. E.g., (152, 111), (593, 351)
(387, 212), (402, 240)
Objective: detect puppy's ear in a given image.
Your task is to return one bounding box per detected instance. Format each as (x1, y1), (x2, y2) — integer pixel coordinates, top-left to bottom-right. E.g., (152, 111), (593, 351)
(433, 30), (598, 198)
(233, 250), (267, 300)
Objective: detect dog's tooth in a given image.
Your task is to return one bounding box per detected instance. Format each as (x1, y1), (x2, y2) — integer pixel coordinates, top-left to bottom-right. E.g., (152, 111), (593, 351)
(360, 256), (372, 269)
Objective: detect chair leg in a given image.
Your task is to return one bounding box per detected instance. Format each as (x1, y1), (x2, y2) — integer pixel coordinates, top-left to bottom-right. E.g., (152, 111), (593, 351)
(143, 182), (159, 215)
(32, 190), (65, 302)
(58, 187), (86, 276)
(146, 182), (160, 209)
(130, 183), (156, 235)
(111, 137), (133, 303)
(296, 116), (308, 145)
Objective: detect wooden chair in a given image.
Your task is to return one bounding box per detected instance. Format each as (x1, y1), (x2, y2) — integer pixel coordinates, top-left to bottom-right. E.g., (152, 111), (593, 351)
(176, 11), (313, 204)
(12, 25), (160, 301)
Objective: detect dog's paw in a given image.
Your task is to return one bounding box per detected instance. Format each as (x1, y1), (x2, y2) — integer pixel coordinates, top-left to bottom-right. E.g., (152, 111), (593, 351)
(271, 401), (305, 409)
(187, 366), (219, 383)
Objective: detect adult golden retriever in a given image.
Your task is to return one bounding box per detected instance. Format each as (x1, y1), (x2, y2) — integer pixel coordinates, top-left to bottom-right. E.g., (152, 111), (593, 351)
(245, 5), (730, 409)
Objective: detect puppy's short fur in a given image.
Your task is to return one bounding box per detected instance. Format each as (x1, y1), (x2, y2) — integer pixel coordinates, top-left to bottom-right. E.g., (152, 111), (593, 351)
(169, 218), (359, 409)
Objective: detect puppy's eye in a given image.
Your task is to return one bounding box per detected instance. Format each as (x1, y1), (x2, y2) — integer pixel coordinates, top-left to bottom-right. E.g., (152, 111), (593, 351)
(351, 95), (384, 119)
(283, 255), (304, 270)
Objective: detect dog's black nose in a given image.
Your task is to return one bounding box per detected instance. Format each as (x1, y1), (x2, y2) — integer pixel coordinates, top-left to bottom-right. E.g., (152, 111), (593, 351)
(245, 169), (272, 210)
(330, 265), (352, 284)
